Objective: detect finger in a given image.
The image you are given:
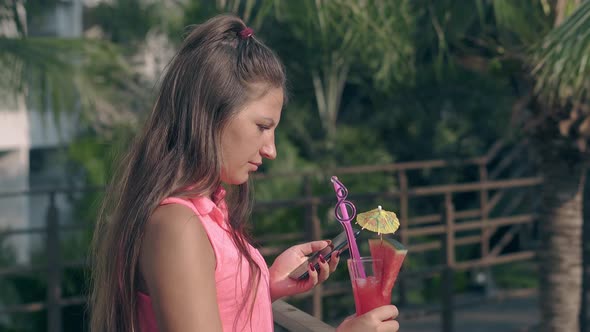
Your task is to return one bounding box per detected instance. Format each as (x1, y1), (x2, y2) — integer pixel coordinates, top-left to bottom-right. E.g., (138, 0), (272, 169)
(316, 255), (330, 283)
(341, 314), (355, 323)
(328, 250), (340, 273)
(303, 262), (319, 287)
(367, 305), (398, 321)
(378, 320), (400, 332)
(293, 240), (330, 256)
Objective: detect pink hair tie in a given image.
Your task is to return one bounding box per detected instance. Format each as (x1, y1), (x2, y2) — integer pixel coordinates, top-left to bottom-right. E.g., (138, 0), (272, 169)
(239, 27), (254, 39)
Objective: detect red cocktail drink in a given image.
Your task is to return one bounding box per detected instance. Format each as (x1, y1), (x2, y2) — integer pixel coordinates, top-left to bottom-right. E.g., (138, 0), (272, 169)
(351, 275), (392, 315)
(348, 238), (407, 316)
(347, 258), (389, 316)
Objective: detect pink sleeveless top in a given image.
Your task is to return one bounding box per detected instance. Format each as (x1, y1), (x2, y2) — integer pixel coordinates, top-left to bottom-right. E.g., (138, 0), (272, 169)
(136, 187), (273, 331)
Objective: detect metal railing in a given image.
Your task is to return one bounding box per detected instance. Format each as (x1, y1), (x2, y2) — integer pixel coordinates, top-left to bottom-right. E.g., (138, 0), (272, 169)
(0, 140), (541, 331)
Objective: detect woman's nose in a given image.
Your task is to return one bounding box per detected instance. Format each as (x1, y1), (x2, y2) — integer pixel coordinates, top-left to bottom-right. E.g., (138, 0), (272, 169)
(260, 141), (277, 160)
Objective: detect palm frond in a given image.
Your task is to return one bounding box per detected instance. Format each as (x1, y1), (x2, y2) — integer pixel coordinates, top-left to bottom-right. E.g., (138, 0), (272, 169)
(0, 37), (147, 132)
(275, 0), (415, 89)
(531, 1), (590, 106)
(492, 0), (552, 46)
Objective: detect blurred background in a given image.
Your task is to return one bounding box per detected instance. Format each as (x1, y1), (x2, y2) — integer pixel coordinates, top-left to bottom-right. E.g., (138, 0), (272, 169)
(1, 0), (590, 331)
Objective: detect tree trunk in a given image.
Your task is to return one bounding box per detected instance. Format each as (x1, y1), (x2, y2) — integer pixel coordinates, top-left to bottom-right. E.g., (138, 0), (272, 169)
(537, 144), (584, 332)
(582, 168), (590, 332)
(311, 58), (349, 154)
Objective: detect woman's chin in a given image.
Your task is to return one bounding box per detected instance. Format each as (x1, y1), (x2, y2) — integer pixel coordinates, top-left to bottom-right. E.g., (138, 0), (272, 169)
(221, 174), (250, 185)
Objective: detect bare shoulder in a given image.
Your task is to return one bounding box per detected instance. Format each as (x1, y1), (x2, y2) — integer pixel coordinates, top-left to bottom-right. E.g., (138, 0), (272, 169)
(139, 203), (222, 330)
(140, 203), (216, 288)
(148, 203), (201, 230)
(143, 203), (210, 247)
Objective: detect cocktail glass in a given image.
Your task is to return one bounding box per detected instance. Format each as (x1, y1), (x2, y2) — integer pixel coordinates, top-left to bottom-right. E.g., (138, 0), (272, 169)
(347, 257), (390, 316)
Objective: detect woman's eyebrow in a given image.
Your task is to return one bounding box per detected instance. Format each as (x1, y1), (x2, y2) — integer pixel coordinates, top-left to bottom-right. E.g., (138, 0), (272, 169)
(261, 117), (276, 126)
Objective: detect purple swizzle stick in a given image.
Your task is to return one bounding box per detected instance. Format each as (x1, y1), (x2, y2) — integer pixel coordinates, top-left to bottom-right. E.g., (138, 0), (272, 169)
(331, 176), (366, 278)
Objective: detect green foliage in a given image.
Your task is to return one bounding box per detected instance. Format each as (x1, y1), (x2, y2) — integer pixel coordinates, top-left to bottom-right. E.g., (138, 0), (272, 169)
(412, 0), (486, 75)
(0, 36), (147, 133)
(85, 0), (161, 45)
(68, 126), (134, 186)
(491, 0), (552, 46)
(0, 236), (91, 332)
(492, 261), (538, 289)
(531, 1), (590, 106)
(0, 274), (46, 332)
(0, 125), (132, 331)
(2, 0), (565, 328)
(179, 0), (276, 38)
(275, 0), (415, 89)
(332, 125), (394, 166)
(355, 66), (513, 161)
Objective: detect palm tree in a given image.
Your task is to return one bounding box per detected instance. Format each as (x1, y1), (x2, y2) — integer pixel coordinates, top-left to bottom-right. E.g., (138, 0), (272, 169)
(272, 0), (415, 156)
(525, 2), (590, 330)
(0, 0), (147, 131)
(374, 1), (589, 330)
(467, 1), (589, 330)
(583, 171), (590, 331)
(271, 3), (588, 329)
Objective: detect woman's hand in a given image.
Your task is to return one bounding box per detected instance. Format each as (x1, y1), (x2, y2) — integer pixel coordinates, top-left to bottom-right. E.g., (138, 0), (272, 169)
(336, 305), (400, 332)
(268, 240), (340, 301)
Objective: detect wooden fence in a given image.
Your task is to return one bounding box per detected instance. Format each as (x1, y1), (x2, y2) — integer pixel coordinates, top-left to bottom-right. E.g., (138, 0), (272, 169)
(251, 140), (540, 328)
(0, 140), (541, 331)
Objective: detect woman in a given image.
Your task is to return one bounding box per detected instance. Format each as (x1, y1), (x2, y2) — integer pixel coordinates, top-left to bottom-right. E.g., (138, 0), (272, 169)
(89, 14), (399, 332)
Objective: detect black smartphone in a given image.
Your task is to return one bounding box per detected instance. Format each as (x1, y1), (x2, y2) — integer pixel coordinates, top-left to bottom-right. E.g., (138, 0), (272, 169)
(288, 228), (361, 280)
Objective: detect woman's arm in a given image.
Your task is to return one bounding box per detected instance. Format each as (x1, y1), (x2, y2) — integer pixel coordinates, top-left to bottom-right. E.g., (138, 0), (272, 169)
(139, 204), (223, 331)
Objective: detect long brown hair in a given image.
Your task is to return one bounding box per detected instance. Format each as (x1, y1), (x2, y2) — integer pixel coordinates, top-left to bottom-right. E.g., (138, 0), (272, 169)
(89, 14), (286, 332)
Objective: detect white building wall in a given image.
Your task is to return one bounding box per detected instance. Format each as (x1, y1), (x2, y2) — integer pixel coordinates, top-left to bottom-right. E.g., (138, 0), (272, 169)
(1, 0), (170, 262)
(0, 96), (29, 150)
(0, 0), (82, 263)
(0, 149), (30, 263)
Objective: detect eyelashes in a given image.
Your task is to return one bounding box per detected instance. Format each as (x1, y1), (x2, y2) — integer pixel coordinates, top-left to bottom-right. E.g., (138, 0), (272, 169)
(257, 124), (271, 131)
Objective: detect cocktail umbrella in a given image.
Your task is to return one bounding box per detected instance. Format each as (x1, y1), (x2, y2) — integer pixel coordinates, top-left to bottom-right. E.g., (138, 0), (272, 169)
(356, 205), (400, 235)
